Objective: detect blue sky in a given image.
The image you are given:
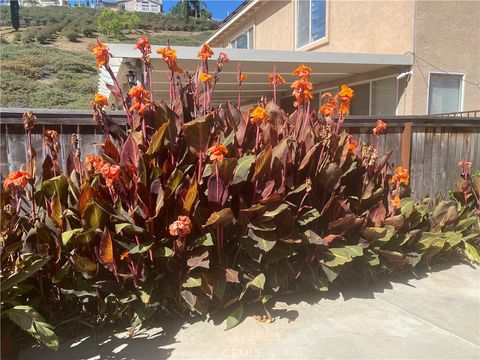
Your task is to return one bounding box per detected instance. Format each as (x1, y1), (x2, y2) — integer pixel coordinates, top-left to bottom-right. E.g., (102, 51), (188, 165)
(163, 1), (244, 20)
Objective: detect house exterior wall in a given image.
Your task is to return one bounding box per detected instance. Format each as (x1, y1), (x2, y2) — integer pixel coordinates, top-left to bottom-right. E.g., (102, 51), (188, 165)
(410, 0), (480, 114)
(122, 0), (162, 13)
(212, 0), (414, 54)
(210, 0), (478, 115)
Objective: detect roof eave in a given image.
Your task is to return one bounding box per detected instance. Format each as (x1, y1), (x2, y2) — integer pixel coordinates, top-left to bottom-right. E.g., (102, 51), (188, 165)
(206, 0), (260, 45)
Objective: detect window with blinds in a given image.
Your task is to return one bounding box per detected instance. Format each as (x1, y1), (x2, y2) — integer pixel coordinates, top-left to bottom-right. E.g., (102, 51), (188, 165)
(232, 28), (253, 49)
(428, 73), (463, 114)
(296, 0), (327, 48)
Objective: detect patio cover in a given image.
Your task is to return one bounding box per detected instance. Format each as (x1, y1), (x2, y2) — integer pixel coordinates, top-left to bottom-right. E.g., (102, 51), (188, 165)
(99, 44), (413, 107)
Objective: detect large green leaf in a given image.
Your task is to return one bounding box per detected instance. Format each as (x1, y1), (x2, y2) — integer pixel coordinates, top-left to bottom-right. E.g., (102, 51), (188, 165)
(323, 245), (363, 267)
(203, 208), (234, 228)
(253, 144), (272, 181)
(83, 200), (106, 229)
(249, 229), (277, 252)
(464, 242), (480, 263)
(400, 197), (414, 219)
(146, 121), (169, 155)
(225, 304), (244, 330)
(42, 175), (68, 200)
(249, 273), (266, 290)
(5, 305), (59, 350)
(165, 169), (184, 199)
(115, 223), (144, 234)
(183, 115), (212, 152)
(2, 256), (50, 293)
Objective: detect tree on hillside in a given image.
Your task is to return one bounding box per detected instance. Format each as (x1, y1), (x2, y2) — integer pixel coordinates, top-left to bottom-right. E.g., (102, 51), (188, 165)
(170, 0), (212, 21)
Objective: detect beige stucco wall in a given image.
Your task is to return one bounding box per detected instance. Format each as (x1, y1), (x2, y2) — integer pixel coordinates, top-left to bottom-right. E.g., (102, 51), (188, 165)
(212, 0), (414, 54)
(210, 0), (478, 115)
(410, 0), (480, 114)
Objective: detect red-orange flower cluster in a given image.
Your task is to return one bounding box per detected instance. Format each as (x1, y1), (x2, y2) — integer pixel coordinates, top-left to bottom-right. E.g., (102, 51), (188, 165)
(291, 64), (313, 107)
(250, 106), (269, 125)
(3, 171), (30, 192)
(84, 155), (104, 173)
(338, 84), (354, 115)
(94, 93), (109, 107)
(100, 163), (120, 187)
(208, 143), (228, 162)
(458, 160), (472, 170)
(199, 72), (212, 83)
(268, 73), (286, 87)
(198, 43), (214, 61)
(347, 136), (357, 153)
(373, 120), (387, 136)
(128, 85), (150, 116)
(134, 36), (152, 57)
(169, 215), (193, 237)
(90, 40), (110, 68)
(157, 47), (183, 73)
(390, 166), (410, 186)
(391, 195), (401, 209)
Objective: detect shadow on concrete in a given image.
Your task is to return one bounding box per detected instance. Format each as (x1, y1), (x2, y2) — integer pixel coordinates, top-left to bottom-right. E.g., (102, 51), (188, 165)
(19, 260), (468, 360)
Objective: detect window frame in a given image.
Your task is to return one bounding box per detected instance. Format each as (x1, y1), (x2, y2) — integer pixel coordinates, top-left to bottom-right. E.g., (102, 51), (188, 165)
(317, 75), (399, 116)
(230, 26), (254, 49)
(295, 0), (329, 51)
(426, 71), (465, 115)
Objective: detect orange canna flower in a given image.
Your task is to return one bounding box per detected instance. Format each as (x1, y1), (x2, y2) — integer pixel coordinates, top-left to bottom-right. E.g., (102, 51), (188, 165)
(94, 93), (109, 107)
(391, 196), (401, 209)
(373, 120), (387, 136)
(100, 163), (120, 187)
(43, 130), (58, 145)
(347, 136), (357, 153)
(157, 47), (177, 63)
(458, 160), (472, 169)
(338, 84), (354, 99)
(199, 72), (212, 83)
(268, 73), (286, 86)
(250, 106), (269, 125)
(169, 215), (193, 238)
(3, 171), (30, 192)
(208, 143), (228, 162)
(291, 77), (314, 107)
(134, 36), (152, 56)
(90, 40), (110, 68)
(390, 166), (409, 186)
(198, 43), (214, 61)
(292, 64), (312, 78)
(128, 85), (150, 116)
(239, 73), (247, 82)
(120, 251), (129, 261)
(84, 155), (104, 173)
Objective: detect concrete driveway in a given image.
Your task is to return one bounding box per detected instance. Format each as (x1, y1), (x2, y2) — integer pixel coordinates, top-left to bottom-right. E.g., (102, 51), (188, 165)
(19, 263), (480, 360)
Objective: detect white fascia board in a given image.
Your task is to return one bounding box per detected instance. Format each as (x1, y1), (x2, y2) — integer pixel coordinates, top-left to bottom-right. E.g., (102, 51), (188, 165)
(106, 43), (413, 67)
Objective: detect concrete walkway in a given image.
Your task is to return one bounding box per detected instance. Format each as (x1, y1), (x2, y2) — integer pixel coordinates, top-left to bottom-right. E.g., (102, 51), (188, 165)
(20, 263), (479, 360)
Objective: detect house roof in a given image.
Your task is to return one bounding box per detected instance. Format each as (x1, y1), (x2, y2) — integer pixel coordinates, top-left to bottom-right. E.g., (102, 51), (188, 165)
(100, 43), (413, 106)
(206, 0), (261, 45)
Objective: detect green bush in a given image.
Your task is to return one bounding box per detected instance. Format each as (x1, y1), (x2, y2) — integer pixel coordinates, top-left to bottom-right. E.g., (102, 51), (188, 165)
(61, 26), (79, 42)
(1, 41), (479, 356)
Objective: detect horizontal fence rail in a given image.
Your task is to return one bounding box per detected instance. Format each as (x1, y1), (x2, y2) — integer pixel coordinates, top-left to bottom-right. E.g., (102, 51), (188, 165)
(1, 108), (480, 198)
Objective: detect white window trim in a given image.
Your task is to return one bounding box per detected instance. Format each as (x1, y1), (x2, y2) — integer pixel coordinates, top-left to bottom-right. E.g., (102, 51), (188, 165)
(230, 26), (254, 49)
(317, 75), (399, 116)
(426, 71), (465, 115)
(294, 0), (329, 51)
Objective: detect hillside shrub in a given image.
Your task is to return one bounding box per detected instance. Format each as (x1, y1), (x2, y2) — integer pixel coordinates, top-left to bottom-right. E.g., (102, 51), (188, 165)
(1, 38), (479, 357)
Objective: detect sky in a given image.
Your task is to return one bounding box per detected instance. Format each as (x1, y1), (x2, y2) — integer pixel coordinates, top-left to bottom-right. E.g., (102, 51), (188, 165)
(163, 1), (244, 21)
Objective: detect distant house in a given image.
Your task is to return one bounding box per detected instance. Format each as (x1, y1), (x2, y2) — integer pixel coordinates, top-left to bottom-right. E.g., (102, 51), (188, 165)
(38, 0), (68, 5)
(102, 0), (162, 13)
(206, 0), (479, 116)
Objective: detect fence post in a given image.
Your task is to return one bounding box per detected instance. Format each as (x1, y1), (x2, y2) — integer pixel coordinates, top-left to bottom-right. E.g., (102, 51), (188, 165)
(401, 122), (413, 171)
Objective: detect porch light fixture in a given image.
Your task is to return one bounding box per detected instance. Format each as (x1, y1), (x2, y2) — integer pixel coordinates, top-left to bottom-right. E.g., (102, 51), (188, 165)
(126, 69), (136, 88)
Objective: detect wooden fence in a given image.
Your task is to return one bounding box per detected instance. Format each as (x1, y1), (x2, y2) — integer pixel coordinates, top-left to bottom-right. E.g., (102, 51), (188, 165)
(1, 108), (479, 198)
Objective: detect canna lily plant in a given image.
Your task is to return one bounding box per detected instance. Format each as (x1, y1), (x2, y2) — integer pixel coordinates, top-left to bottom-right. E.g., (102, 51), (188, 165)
(1, 37), (479, 355)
